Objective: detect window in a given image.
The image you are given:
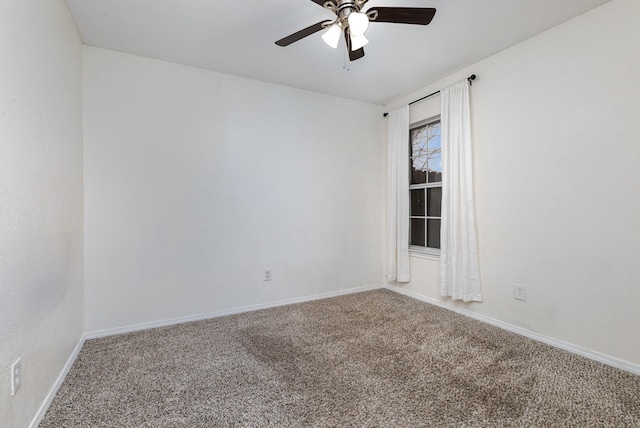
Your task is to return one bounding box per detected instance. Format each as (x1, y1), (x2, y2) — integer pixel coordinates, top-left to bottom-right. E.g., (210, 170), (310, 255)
(409, 118), (442, 255)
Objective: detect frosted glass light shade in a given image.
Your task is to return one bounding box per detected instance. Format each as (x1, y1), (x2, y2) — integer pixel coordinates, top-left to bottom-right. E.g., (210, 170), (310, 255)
(348, 12), (369, 36)
(322, 24), (342, 49)
(350, 33), (369, 50)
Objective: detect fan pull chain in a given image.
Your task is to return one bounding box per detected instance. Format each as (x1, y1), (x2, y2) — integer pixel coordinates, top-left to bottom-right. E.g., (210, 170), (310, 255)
(342, 45), (351, 71)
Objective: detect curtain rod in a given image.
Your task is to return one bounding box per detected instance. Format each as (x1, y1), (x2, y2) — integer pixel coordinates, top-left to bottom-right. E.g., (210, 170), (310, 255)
(382, 74), (476, 117)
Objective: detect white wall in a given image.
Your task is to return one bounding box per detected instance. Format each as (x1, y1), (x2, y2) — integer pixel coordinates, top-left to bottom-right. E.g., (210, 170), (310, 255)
(0, 1), (84, 427)
(83, 47), (385, 333)
(385, 0), (640, 367)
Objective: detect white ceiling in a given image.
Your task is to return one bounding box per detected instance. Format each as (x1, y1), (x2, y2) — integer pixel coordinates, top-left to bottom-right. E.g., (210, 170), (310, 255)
(65, 0), (611, 105)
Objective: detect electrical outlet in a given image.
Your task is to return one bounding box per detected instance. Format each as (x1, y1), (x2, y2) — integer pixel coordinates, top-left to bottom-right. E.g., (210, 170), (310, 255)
(11, 358), (22, 396)
(264, 269), (272, 282)
(514, 283), (527, 301)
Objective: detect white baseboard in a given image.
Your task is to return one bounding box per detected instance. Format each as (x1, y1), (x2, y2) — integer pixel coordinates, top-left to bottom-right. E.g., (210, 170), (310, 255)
(85, 284), (384, 340)
(384, 284), (640, 376)
(29, 336), (86, 428)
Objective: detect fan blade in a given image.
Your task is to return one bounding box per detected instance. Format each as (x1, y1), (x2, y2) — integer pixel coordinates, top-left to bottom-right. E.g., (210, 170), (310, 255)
(367, 7), (436, 25)
(344, 28), (365, 61)
(310, 0), (334, 6)
(349, 46), (365, 61)
(275, 20), (332, 46)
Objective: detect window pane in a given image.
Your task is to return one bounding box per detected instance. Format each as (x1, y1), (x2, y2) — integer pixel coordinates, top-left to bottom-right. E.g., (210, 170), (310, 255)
(427, 187), (442, 217)
(411, 162), (427, 184)
(410, 218), (426, 247)
(427, 122), (442, 183)
(410, 189), (425, 216)
(428, 164), (442, 183)
(427, 219), (441, 249)
(410, 126), (428, 184)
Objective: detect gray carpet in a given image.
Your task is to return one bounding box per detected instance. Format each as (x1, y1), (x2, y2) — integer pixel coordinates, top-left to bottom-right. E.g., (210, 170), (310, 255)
(41, 289), (640, 427)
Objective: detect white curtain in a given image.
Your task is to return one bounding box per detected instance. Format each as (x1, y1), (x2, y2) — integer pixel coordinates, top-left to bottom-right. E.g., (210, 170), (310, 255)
(439, 79), (482, 302)
(386, 105), (410, 282)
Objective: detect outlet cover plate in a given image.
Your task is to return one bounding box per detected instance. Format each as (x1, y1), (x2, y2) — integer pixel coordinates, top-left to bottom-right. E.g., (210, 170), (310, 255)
(514, 283), (527, 301)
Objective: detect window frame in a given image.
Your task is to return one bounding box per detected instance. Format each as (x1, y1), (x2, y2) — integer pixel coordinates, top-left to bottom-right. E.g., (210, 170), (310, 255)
(409, 115), (442, 259)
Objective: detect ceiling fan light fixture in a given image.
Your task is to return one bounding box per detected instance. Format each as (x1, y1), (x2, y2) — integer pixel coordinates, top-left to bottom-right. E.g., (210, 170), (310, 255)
(350, 33), (369, 51)
(347, 12), (369, 36)
(321, 23), (342, 49)
(275, 4), (437, 62)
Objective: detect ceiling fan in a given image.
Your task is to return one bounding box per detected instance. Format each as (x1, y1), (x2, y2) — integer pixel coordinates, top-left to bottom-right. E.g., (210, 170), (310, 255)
(275, 0), (436, 61)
